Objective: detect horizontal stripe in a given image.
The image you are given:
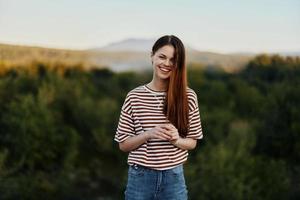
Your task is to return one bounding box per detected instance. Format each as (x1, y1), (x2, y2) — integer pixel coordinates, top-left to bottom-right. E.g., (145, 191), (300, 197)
(115, 84), (203, 170)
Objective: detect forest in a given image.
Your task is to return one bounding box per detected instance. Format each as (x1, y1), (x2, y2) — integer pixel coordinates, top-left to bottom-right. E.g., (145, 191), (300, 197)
(0, 54), (299, 199)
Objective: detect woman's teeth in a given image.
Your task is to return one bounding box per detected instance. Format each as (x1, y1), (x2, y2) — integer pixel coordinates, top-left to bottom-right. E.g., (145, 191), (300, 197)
(159, 67), (171, 72)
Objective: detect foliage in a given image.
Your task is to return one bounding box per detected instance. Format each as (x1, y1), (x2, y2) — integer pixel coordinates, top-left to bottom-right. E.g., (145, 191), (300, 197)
(0, 55), (299, 199)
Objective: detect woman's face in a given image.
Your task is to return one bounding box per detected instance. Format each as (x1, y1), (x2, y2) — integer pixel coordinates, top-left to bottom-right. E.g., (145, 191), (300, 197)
(151, 45), (175, 80)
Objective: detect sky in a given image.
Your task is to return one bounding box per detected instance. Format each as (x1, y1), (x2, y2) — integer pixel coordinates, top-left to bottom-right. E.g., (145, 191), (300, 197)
(0, 0), (299, 53)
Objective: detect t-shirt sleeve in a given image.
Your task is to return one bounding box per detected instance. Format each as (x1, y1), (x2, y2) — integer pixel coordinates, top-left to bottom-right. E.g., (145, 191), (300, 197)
(186, 91), (203, 140)
(114, 94), (135, 143)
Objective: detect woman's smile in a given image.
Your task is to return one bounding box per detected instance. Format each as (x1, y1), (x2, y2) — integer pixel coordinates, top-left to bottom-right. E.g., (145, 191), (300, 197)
(158, 66), (172, 73)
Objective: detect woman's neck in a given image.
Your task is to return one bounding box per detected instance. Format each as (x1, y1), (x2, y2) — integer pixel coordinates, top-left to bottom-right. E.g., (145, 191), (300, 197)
(147, 79), (168, 92)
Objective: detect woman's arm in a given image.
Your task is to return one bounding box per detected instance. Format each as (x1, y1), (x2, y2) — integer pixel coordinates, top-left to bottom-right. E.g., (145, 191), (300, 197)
(170, 137), (197, 150)
(119, 124), (172, 152)
(119, 123), (198, 152)
(166, 124), (198, 150)
(119, 132), (149, 152)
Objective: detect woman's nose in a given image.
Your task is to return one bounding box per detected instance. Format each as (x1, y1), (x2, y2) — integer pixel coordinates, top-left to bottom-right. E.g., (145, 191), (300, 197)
(164, 59), (171, 66)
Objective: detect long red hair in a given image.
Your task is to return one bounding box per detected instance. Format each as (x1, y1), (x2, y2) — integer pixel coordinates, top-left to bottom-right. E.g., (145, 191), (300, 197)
(152, 35), (188, 137)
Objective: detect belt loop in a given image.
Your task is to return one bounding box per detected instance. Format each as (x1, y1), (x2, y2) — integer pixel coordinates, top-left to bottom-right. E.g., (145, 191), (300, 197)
(133, 164), (138, 169)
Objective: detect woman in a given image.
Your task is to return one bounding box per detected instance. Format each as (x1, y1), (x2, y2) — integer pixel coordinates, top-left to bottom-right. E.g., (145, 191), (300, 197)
(114, 35), (203, 200)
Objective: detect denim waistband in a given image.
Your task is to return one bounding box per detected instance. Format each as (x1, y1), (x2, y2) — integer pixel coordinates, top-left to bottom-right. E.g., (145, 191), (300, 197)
(129, 163), (183, 172)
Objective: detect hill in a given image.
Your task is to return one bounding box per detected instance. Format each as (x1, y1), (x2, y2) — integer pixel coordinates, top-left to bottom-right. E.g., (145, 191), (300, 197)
(0, 40), (255, 72)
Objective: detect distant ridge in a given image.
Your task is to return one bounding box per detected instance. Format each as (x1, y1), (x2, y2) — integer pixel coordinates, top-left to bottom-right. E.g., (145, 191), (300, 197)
(91, 38), (198, 52)
(91, 38), (155, 52)
(2, 39), (298, 72)
(0, 41), (255, 72)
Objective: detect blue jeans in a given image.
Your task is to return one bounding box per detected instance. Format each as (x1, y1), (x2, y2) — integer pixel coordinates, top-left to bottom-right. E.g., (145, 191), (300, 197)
(125, 164), (188, 200)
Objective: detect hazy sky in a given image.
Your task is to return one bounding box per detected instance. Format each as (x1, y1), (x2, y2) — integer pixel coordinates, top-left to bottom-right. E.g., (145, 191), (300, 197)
(0, 0), (299, 53)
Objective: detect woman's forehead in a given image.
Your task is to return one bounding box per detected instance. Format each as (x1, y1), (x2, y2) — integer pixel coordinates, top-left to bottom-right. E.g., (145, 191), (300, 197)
(156, 45), (175, 58)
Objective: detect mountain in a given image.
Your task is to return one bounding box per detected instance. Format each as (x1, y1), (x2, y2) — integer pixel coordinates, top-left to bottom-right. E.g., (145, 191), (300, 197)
(0, 42), (253, 72)
(4, 39), (298, 72)
(272, 51), (300, 56)
(90, 38), (199, 52)
(0, 43), (90, 69)
(88, 39), (252, 72)
(91, 38), (155, 52)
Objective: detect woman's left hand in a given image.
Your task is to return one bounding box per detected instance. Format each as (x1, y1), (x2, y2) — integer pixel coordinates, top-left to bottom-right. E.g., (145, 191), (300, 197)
(166, 124), (180, 141)
(165, 123), (197, 150)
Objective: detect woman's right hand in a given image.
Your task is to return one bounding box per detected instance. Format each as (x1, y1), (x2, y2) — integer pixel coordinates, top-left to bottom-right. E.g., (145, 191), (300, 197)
(145, 124), (173, 140)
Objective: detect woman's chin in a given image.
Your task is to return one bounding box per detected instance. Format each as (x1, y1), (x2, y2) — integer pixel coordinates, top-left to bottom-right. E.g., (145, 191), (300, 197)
(157, 72), (171, 80)
(156, 70), (171, 79)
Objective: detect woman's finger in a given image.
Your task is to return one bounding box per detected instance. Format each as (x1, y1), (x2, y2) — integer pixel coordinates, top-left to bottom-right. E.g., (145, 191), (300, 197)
(157, 129), (172, 139)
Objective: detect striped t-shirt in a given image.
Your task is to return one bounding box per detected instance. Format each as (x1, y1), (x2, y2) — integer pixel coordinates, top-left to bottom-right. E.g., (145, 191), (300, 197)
(114, 84), (203, 170)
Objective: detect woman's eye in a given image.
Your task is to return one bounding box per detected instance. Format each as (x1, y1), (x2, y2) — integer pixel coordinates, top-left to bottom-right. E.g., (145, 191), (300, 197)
(159, 56), (165, 59)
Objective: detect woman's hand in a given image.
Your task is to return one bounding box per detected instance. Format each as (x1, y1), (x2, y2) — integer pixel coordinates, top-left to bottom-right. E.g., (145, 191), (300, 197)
(166, 123), (180, 141)
(146, 123), (179, 141)
(166, 124), (198, 150)
(145, 124), (173, 140)
(119, 123), (195, 152)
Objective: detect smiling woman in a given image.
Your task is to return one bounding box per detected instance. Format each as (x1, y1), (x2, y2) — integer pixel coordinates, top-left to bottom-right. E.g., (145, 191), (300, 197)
(114, 35), (203, 200)
(152, 45), (175, 75)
